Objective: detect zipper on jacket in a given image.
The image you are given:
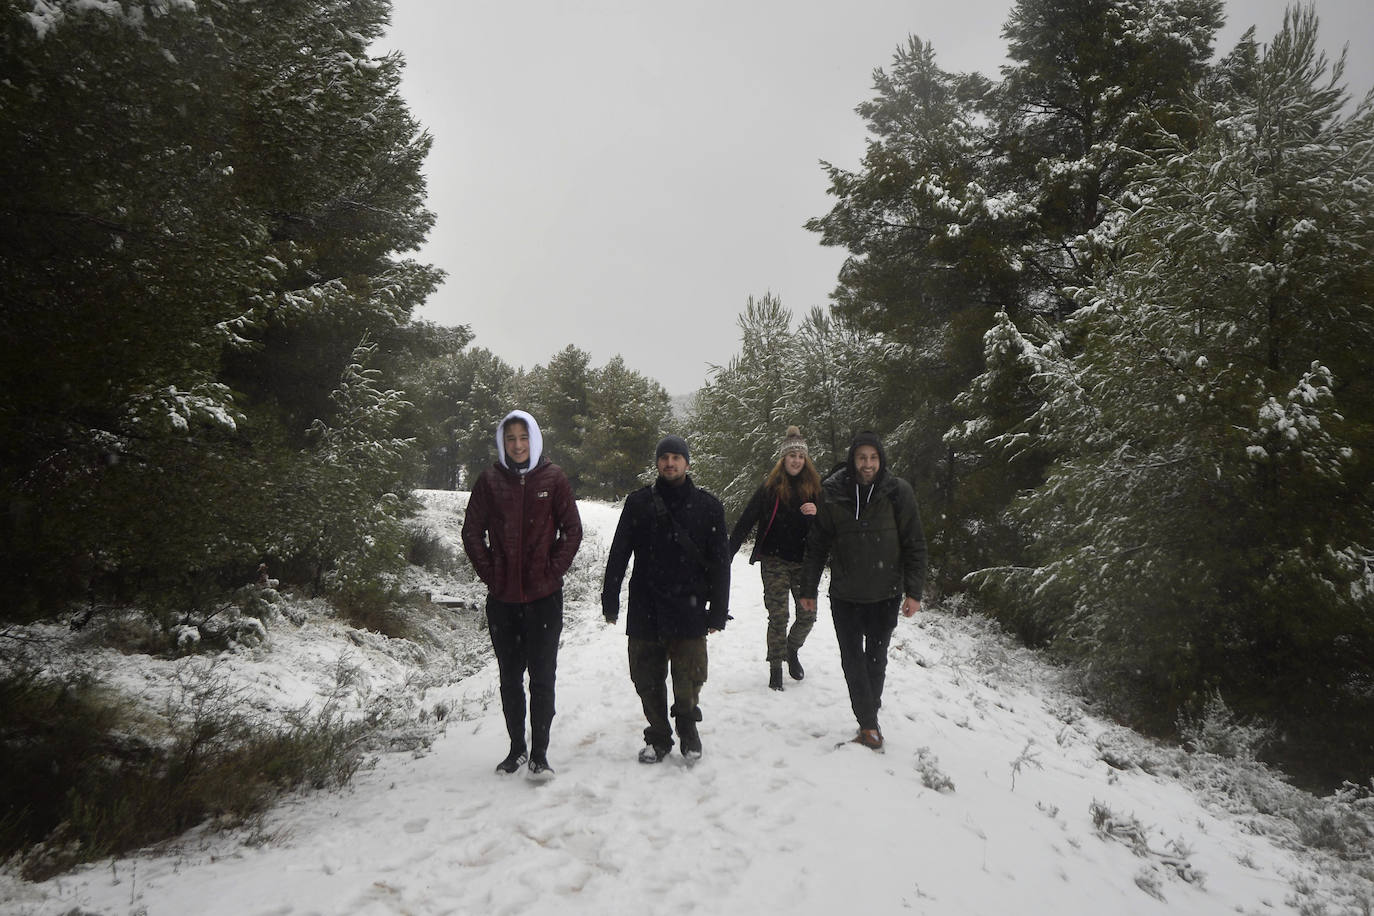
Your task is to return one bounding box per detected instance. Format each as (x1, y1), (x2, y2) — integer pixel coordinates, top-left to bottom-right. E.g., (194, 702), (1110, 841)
(518, 474), (527, 602)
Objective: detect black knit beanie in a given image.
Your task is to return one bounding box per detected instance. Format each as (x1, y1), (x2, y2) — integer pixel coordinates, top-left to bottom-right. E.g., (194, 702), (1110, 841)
(656, 434), (691, 464)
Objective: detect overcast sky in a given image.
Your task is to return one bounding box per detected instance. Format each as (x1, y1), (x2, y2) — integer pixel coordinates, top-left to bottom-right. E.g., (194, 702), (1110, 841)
(380, 1), (1374, 395)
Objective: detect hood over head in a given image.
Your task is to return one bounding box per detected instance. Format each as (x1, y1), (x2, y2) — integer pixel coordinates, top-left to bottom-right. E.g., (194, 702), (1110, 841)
(846, 430), (886, 484)
(496, 409), (543, 472)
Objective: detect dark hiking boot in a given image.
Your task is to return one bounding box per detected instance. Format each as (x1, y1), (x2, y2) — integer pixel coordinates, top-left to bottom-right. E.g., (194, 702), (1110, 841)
(676, 716), (702, 760)
(495, 749), (528, 774)
(769, 664), (784, 691)
(527, 755), (555, 781)
(638, 744), (671, 764)
(852, 728), (884, 751)
(787, 648), (805, 681)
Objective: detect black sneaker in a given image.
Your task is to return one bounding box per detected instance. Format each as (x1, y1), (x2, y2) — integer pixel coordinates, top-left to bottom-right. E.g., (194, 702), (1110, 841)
(787, 648), (805, 681)
(527, 756), (555, 781)
(495, 749), (528, 775)
(637, 744), (670, 764)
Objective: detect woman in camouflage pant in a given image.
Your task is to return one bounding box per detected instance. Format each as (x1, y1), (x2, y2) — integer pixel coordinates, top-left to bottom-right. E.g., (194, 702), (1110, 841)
(728, 426), (822, 691)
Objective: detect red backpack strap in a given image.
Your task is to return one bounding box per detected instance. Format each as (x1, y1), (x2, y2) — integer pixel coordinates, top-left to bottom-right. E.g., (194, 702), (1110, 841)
(759, 495), (781, 546)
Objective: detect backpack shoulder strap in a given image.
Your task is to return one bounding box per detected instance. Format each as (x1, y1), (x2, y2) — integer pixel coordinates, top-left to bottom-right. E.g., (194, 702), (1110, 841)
(651, 488), (708, 571)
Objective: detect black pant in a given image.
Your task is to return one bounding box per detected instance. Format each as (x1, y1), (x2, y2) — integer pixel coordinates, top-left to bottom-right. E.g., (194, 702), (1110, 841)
(487, 590), (563, 758)
(830, 597), (900, 732)
(627, 635), (708, 752)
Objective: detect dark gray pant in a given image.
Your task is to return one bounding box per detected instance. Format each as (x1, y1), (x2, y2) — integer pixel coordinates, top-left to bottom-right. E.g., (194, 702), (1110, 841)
(487, 590), (563, 758)
(830, 597), (900, 732)
(628, 635), (708, 752)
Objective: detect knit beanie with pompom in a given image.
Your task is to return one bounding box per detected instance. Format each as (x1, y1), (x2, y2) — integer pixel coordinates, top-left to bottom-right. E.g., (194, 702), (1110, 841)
(780, 425), (808, 457)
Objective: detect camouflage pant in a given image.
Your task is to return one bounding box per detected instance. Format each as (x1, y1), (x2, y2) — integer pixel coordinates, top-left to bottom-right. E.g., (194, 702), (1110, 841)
(628, 636), (708, 752)
(760, 557), (816, 663)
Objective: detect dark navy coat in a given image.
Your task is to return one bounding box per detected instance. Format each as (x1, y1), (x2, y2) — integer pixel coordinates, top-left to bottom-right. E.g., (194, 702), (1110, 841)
(601, 476), (731, 639)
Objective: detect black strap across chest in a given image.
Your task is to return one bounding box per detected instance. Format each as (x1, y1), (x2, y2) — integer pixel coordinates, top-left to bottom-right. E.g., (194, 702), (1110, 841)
(651, 489), (708, 571)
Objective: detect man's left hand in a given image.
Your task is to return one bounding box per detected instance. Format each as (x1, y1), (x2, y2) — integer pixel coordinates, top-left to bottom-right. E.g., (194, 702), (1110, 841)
(901, 596), (922, 618)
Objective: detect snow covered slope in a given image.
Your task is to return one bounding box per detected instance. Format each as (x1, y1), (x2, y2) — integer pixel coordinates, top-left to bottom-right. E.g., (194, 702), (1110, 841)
(3, 494), (1369, 915)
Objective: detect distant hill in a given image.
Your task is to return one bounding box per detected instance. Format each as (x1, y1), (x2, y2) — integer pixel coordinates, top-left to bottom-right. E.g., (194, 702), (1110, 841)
(669, 390), (697, 423)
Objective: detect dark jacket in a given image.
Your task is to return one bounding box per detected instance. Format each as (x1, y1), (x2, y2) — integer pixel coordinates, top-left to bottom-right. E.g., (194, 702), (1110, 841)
(728, 482), (814, 564)
(462, 455), (582, 604)
(601, 475), (731, 639)
(800, 437), (926, 604)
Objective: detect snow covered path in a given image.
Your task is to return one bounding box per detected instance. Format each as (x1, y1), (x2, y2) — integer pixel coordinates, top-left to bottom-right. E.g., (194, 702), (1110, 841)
(17, 500), (1326, 915)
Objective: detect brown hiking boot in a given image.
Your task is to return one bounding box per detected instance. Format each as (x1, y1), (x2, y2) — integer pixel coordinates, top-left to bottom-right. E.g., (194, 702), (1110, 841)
(852, 728), (884, 751)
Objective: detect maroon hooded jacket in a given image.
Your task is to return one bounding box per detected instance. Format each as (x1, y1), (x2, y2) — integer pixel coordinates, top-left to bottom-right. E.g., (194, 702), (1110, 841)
(461, 411), (582, 604)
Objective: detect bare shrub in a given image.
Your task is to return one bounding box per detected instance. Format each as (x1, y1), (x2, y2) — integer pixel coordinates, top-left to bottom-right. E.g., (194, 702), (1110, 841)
(1, 660), (370, 881)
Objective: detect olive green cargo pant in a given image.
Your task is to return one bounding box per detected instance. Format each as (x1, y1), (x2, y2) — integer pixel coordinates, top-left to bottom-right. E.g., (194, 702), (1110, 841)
(628, 635), (707, 754)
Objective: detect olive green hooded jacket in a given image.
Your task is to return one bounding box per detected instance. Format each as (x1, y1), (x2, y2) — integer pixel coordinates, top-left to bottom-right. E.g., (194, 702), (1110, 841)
(800, 432), (927, 605)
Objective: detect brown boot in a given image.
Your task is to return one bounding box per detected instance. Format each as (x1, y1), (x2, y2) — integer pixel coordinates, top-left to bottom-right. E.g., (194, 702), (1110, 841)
(852, 728), (884, 750)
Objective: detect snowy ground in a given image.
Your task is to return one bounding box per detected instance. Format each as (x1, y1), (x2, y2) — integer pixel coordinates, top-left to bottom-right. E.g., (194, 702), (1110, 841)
(2, 493), (1370, 915)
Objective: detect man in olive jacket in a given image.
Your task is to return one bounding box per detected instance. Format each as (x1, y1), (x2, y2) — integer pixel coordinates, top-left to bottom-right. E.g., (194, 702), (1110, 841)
(602, 435), (730, 764)
(800, 431), (926, 751)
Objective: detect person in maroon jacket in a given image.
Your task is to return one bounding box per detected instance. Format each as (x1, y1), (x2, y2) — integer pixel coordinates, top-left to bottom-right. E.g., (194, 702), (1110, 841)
(462, 409), (582, 778)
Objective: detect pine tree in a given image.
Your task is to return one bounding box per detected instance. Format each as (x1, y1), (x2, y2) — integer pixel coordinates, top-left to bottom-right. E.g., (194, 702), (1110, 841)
(292, 339), (419, 596)
(970, 7), (1374, 784)
(994, 0), (1224, 305)
(806, 1), (1225, 583)
(786, 306), (891, 474)
(688, 294), (805, 515)
(389, 322), (477, 489)
(582, 357), (672, 500)
(527, 345), (593, 491)
(0, 0), (439, 616)
(408, 346), (518, 489)
(688, 296), (889, 518)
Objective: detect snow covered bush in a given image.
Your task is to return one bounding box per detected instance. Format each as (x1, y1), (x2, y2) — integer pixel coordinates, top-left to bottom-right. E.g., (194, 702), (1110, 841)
(1177, 691), (1271, 761)
(0, 648), (373, 881)
(914, 747), (956, 793)
(562, 528), (608, 604)
(174, 624), (201, 653)
(405, 522), (463, 574)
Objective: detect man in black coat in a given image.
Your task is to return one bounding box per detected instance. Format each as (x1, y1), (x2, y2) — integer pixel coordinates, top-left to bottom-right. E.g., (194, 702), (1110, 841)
(602, 434), (731, 763)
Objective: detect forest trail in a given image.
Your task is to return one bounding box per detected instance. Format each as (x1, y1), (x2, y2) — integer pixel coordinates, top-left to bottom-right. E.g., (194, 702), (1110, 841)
(13, 500), (1330, 915)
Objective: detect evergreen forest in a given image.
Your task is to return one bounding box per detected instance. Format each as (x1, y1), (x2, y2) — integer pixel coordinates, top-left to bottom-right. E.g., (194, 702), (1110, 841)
(0, 0), (670, 624)
(689, 2), (1374, 789)
(3, 0), (1372, 791)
